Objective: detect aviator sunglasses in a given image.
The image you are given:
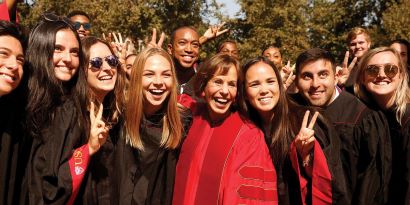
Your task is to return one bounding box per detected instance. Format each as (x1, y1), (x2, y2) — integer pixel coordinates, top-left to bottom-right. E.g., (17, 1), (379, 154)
(365, 63), (399, 79)
(89, 55), (120, 70)
(73, 22), (92, 30)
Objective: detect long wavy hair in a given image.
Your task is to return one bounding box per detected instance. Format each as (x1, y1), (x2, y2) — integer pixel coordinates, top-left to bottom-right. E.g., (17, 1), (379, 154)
(125, 47), (183, 150)
(26, 15), (88, 139)
(81, 36), (126, 126)
(354, 47), (410, 124)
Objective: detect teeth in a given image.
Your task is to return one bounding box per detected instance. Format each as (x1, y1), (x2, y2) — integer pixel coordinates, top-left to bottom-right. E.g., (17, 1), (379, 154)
(183, 56), (192, 61)
(151, 89), (164, 93)
(99, 76), (112, 80)
(215, 98), (228, 104)
(1, 74), (14, 81)
(375, 81), (389, 85)
(259, 98), (271, 103)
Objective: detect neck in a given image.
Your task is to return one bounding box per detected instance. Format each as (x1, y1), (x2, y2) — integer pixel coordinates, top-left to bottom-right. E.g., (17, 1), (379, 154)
(176, 64), (195, 85)
(373, 93), (395, 110)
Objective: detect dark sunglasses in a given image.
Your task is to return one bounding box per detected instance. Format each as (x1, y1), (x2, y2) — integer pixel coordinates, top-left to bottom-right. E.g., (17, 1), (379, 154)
(365, 64), (399, 79)
(89, 55), (119, 69)
(42, 13), (74, 28)
(73, 22), (92, 30)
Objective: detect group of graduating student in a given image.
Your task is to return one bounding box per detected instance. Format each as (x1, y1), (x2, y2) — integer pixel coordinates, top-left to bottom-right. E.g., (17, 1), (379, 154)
(0, 11), (409, 205)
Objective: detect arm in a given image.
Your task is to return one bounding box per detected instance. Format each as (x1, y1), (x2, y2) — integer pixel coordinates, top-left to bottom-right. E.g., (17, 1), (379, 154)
(199, 22), (229, 45)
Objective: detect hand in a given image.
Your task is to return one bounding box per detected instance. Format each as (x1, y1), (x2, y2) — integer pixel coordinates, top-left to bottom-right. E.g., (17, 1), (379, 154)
(88, 102), (109, 155)
(283, 70), (295, 91)
(295, 110), (319, 162)
(281, 61), (295, 90)
(147, 28), (165, 48)
(337, 51), (358, 86)
(200, 22), (229, 44)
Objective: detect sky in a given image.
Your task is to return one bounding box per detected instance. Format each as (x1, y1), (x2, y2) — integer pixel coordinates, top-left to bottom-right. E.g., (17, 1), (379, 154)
(216, 0), (241, 18)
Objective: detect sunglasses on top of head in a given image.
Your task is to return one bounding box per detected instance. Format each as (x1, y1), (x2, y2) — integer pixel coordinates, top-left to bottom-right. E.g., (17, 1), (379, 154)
(42, 13), (74, 28)
(365, 63), (399, 79)
(89, 55), (119, 70)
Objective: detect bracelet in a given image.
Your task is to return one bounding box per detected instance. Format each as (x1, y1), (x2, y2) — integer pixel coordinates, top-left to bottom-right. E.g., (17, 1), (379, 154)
(302, 152), (314, 167)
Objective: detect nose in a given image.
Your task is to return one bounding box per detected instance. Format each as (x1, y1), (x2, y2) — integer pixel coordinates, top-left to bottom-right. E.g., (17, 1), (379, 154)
(260, 83), (269, 94)
(219, 83), (230, 95)
(62, 51), (72, 63)
(311, 76), (320, 88)
(4, 56), (19, 71)
(78, 24), (85, 32)
(101, 61), (112, 71)
(152, 75), (163, 86)
(185, 43), (193, 53)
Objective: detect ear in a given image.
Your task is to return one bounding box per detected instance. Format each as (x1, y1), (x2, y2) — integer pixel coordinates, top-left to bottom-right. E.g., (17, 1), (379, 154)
(201, 90), (205, 98)
(167, 44), (173, 55)
(367, 41), (371, 49)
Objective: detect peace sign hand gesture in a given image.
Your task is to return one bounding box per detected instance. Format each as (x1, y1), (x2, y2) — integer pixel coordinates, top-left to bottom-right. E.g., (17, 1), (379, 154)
(147, 28), (165, 48)
(88, 102), (109, 156)
(337, 51), (358, 86)
(200, 22), (229, 45)
(295, 110), (319, 168)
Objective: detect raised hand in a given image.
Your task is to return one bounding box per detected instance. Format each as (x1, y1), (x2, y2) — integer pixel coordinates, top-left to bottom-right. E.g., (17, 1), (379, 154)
(295, 110), (319, 167)
(200, 22), (229, 44)
(281, 61), (295, 90)
(88, 102), (109, 155)
(337, 51), (358, 86)
(147, 28), (165, 48)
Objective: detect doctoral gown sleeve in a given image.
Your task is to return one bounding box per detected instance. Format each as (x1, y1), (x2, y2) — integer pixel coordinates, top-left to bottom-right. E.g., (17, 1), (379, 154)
(219, 126), (278, 205)
(27, 100), (88, 204)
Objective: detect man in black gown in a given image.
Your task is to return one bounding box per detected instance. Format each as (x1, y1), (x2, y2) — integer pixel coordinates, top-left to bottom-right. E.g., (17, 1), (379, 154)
(291, 48), (391, 205)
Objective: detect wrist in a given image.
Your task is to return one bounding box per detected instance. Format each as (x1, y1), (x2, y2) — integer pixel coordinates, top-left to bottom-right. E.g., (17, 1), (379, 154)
(302, 151), (314, 167)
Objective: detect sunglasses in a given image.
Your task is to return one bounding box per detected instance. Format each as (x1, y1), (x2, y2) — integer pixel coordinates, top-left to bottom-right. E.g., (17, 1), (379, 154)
(365, 64), (399, 79)
(89, 55), (119, 70)
(73, 22), (92, 30)
(42, 13), (74, 29)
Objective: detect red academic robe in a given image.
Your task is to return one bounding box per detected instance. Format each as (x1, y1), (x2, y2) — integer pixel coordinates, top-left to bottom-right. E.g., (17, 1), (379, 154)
(174, 94), (278, 205)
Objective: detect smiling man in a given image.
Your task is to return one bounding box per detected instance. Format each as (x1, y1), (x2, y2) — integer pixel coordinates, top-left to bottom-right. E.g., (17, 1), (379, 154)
(67, 10), (91, 39)
(167, 26), (200, 96)
(292, 48), (392, 205)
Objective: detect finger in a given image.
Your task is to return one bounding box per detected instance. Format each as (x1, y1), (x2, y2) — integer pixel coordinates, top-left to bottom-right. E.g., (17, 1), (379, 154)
(308, 111), (319, 129)
(285, 71), (294, 89)
(158, 32), (165, 47)
(301, 110), (310, 129)
(219, 21), (226, 28)
(287, 60), (291, 68)
(102, 33), (106, 40)
(118, 32), (123, 44)
(348, 57), (358, 71)
(89, 101), (95, 122)
(151, 28), (157, 44)
(342, 51), (349, 68)
(113, 32), (119, 44)
(121, 41), (129, 58)
(96, 103), (104, 121)
(108, 33), (113, 42)
(217, 29), (229, 36)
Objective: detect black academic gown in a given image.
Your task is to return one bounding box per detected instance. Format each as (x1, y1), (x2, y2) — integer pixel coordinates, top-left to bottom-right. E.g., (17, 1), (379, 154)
(27, 99), (87, 204)
(0, 95), (30, 205)
(291, 91), (392, 205)
(113, 110), (192, 205)
(384, 104), (410, 205)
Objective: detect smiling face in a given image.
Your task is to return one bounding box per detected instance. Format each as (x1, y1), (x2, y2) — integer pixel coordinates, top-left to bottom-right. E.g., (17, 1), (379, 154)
(362, 51), (401, 104)
(245, 62), (280, 120)
(53, 29), (80, 82)
(142, 55), (173, 116)
(168, 28), (200, 69)
(296, 59), (337, 108)
(219, 42), (239, 59)
(0, 35), (24, 97)
(263, 47), (282, 68)
(202, 65), (238, 122)
(69, 15), (91, 39)
(349, 34), (371, 59)
(87, 42), (118, 101)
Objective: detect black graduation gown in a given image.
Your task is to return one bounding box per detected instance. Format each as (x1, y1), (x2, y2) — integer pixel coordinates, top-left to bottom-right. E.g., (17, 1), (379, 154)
(291, 91), (391, 205)
(27, 99), (87, 204)
(384, 104), (410, 205)
(271, 110), (348, 205)
(113, 110), (192, 205)
(0, 95), (30, 205)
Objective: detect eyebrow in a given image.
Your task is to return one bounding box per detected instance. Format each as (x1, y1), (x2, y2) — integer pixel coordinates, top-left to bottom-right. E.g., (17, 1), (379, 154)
(0, 47), (24, 57)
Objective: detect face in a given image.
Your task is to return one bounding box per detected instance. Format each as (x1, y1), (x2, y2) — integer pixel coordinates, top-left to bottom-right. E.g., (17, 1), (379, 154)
(362, 51), (401, 103)
(167, 28), (199, 69)
(125, 55), (137, 79)
(53, 29), (80, 82)
(0, 35), (24, 97)
(296, 59), (337, 108)
(219, 42), (239, 58)
(348, 34), (371, 58)
(263, 47), (282, 68)
(69, 15), (91, 39)
(202, 65), (238, 122)
(142, 55), (173, 116)
(245, 62), (280, 120)
(390, 43), (408, 68)
(87, 42), (118, 101)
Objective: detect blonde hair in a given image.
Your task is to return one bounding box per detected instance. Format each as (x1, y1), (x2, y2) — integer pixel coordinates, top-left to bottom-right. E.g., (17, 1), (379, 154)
(354, 47), (410, 124)
(125, 47), (183, 150)
(346, 27), (371, 45)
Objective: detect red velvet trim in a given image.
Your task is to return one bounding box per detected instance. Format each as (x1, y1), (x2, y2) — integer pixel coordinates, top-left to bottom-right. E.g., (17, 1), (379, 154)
(0, 2), (10, 21)
(290, 140), (333, 205)
(177, 94), (196, 112)
(237, 185), (278, 201)
(67, 144), (90, 205)
(239, 166), (276, 182)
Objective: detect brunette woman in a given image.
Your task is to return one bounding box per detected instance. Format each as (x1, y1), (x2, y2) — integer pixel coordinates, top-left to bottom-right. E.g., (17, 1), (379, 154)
(25, 14), (109, 204)
(173, 54), (277, 204)
(114, 47), (190, 205)
(80, 36), (126, 204)
(354, 47), (410, 205)
(239, 56), (347, 205)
